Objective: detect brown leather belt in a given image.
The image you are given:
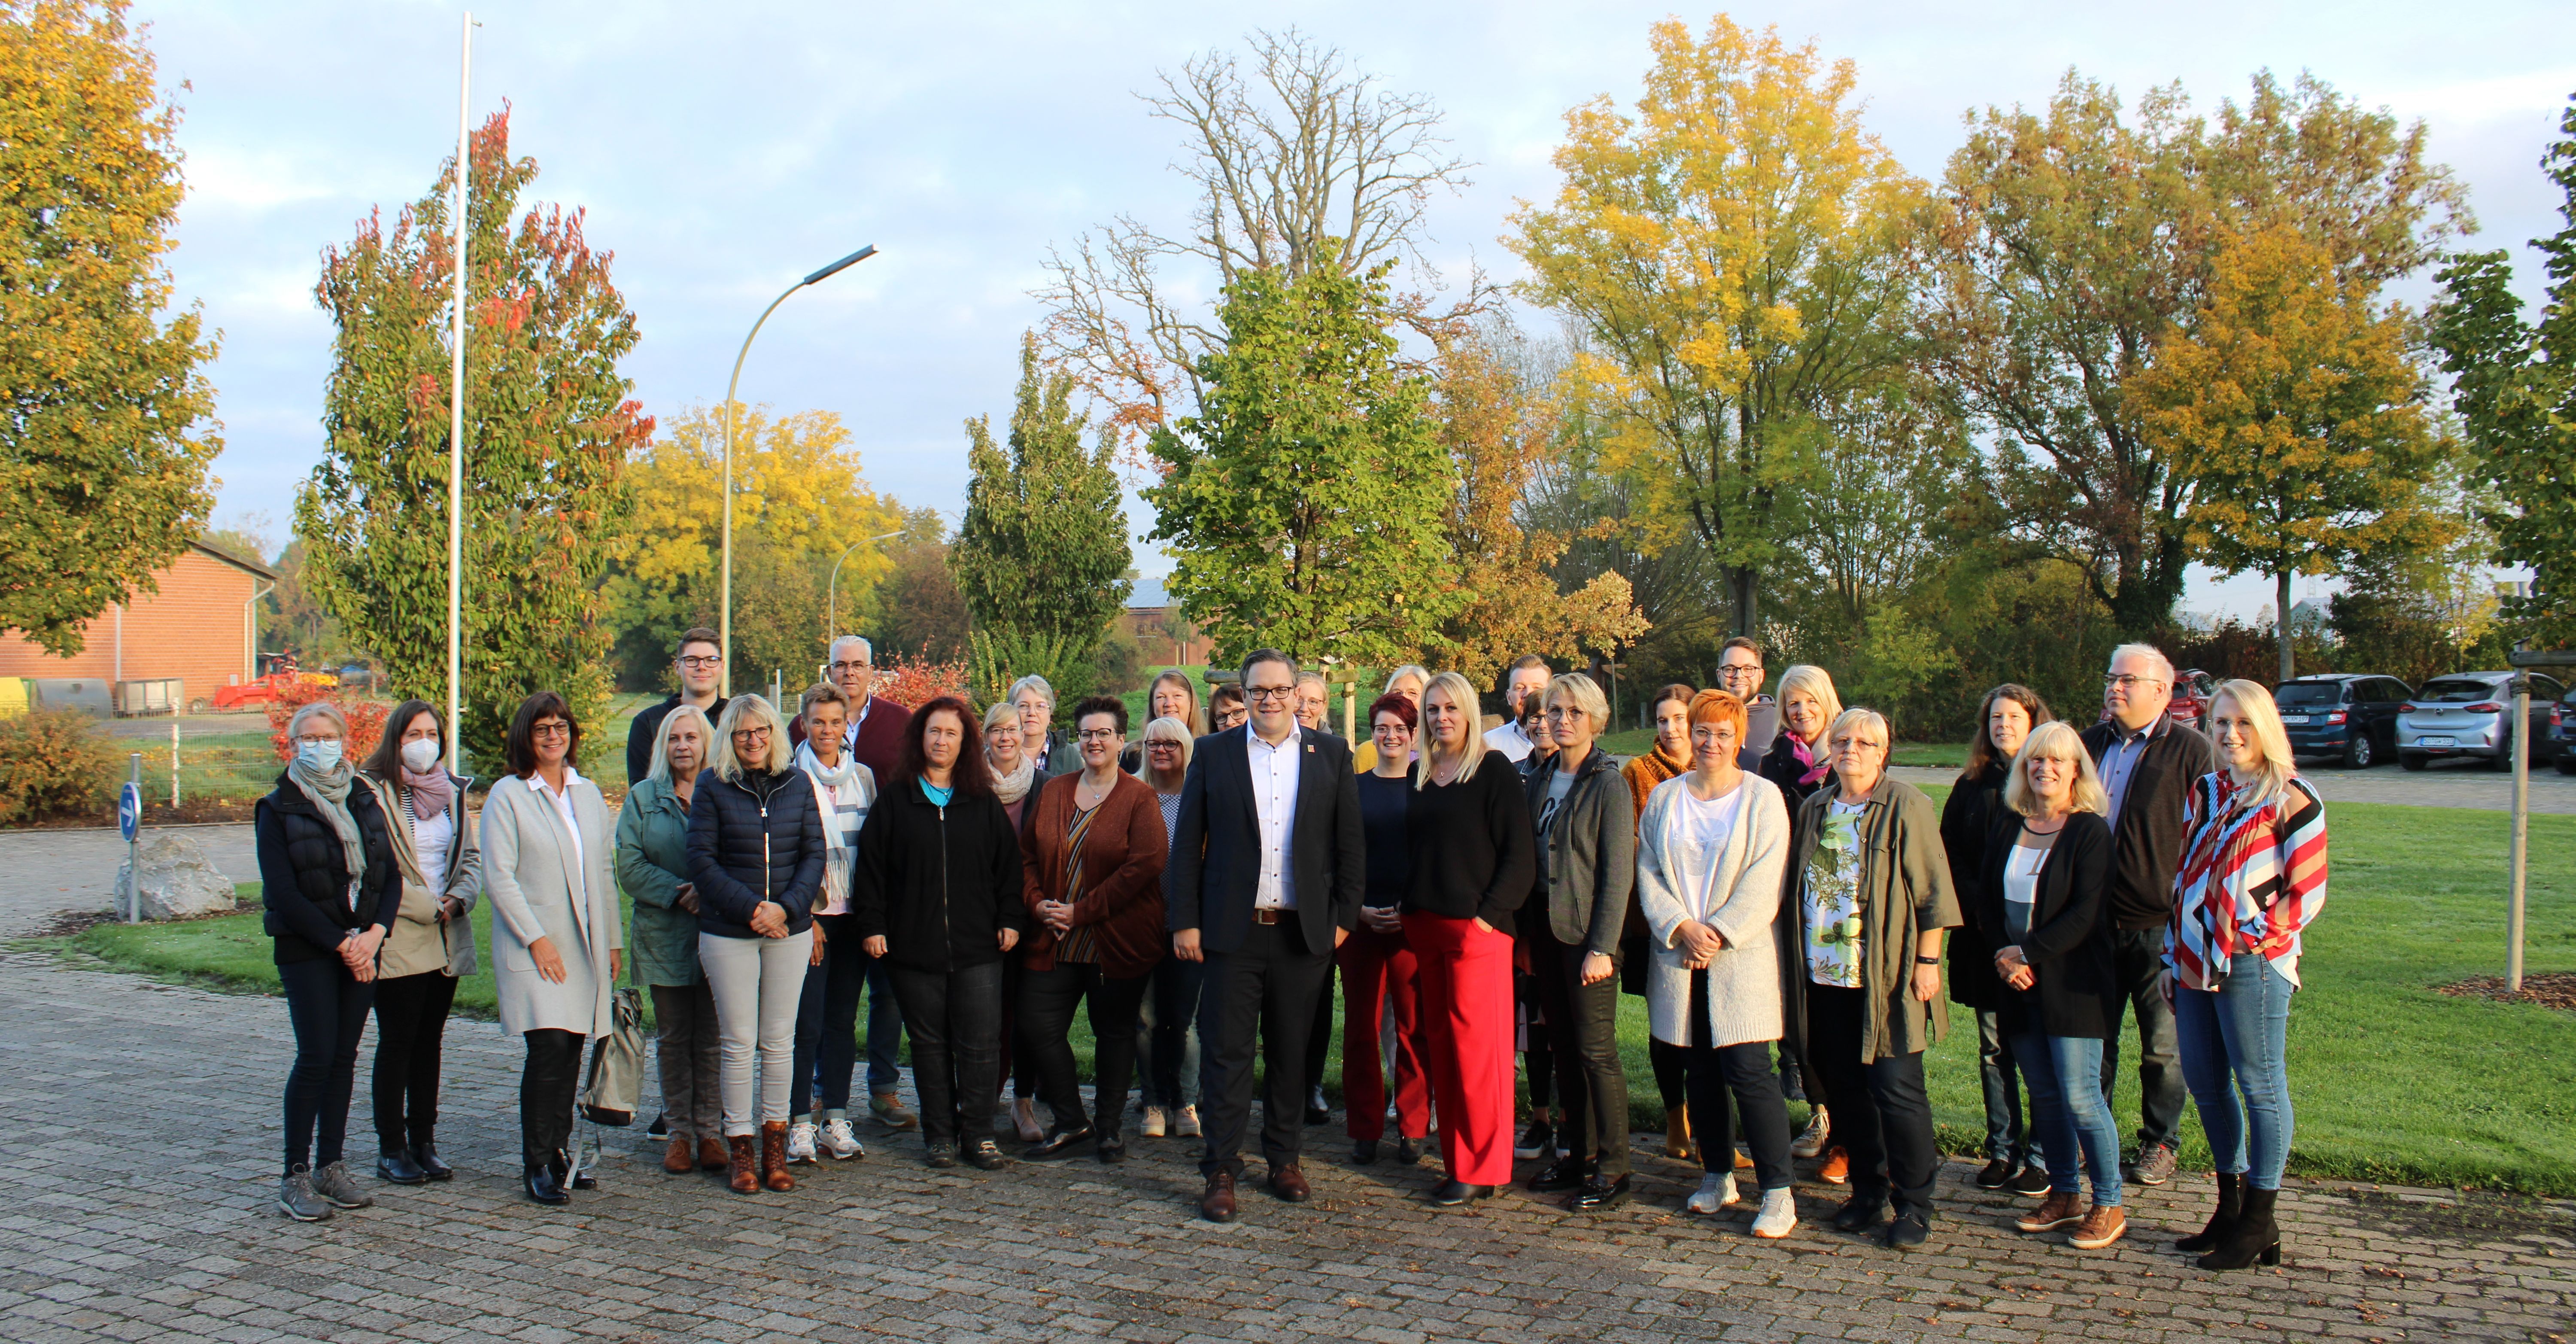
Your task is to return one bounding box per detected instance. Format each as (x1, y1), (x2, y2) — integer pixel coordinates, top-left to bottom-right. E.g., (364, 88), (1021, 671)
(1251, 908), (1283, 925)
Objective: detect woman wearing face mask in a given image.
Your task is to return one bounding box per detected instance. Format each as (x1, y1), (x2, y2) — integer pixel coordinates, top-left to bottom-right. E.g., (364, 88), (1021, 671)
(617, 702), (725, 1176)
(1943, 684), (2054, 1196)
(356, 702), (483, 1187)
(482, 691), (623, 1206)
(258, 701), (399, 1222)
(2167, 681), (2326, 1272)
(1758, 663), (1844, 1171)
(982, 699), (1046, 1143)
(1622, 684), (1699, 1164)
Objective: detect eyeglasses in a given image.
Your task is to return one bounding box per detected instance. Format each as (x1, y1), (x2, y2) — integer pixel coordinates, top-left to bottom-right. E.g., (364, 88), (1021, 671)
(677, 655), (721, 669)
(1245, 684), (1294, 703)
(827, 661), (872, 675)
(1076, 728), (1120, 742)
(294, 734), (341, 746)
(1716, 664), (1763, 681)
(2102, 673), (2168, 691)
(1146, 741), (1182, 752)
(732, 726), (772, 741)
(531, 722), (571, 739)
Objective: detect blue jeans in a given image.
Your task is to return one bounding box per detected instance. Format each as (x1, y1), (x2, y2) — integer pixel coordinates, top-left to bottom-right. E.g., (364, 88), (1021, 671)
(2174, 955), (2296, 1189)
(2010, 1031), (2122, 1207)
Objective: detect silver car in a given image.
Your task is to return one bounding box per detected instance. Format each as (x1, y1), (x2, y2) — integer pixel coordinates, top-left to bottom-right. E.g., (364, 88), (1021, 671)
(2397, 671), (2566, 771)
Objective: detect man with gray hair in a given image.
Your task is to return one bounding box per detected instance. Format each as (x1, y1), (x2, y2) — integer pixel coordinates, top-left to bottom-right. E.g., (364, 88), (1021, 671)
(791, 635), (913, 787)
(2078, 642), (2216, 1188)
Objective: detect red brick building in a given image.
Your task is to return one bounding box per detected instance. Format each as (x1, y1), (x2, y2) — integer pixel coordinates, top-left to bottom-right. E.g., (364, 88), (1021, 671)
(0, 541), (280, 712)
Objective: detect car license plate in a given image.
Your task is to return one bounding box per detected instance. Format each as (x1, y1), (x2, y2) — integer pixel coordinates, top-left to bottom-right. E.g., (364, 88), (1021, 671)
(2280, 715), (2309, 726)
(2421, 736), (2456, 749)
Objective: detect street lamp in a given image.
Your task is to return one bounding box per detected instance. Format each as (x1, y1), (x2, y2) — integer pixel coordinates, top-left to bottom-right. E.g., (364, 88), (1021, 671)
(826, 529), (907, 648)
(720, 243), (878, 696)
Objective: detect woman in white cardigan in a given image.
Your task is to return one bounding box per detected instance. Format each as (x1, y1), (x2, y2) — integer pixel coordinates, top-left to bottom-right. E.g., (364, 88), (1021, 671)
(1636, 689), (1798, 1239)
(482, 690), (622, 1207)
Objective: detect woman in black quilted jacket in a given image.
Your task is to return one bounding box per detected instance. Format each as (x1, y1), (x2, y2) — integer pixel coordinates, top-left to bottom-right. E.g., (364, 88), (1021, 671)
(685, 693), (825, 1194)
(256, 699), (397, 1223)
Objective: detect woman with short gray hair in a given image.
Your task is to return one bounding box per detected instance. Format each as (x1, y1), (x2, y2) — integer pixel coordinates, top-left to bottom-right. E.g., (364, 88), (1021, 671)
(258, 699), (399, 1221)
(1011, 674), (1068, 777)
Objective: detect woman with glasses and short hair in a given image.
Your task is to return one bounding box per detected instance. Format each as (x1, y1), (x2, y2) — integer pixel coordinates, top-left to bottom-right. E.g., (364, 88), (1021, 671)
(1135, 715), (1202, 1140)
(983, 697), (1047, 1141)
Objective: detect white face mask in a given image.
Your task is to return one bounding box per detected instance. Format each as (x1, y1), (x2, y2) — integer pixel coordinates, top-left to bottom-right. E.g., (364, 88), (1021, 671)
(295, 739), (343, 772)
(400, 738), (442, 772)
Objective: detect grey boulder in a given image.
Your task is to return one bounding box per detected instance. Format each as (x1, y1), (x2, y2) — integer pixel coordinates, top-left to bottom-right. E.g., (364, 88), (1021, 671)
(116, 833), (238, 921)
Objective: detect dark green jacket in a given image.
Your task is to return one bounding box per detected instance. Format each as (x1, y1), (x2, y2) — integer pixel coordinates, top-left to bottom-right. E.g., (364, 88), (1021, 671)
(617, 775), (700, 987)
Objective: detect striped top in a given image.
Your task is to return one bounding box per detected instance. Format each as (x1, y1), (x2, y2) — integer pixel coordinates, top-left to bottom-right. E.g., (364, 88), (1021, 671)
(2166, 771), (2327, 991)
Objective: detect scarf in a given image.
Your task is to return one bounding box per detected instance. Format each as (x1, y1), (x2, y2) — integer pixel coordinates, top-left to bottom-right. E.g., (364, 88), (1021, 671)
(990, 754), (1036, 806)
(1788, 732), (1830, 787)
(399, 764), (452, 822)
(288, 754), (368, 906)
(795, 740), (875, 914)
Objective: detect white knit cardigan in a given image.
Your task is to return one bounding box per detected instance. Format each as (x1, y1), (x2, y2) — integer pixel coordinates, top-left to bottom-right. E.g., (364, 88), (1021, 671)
(1634, 771), (1794, 1049)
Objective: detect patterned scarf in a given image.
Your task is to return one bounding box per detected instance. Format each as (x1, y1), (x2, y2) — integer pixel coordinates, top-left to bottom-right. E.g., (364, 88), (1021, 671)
(990, 753), (1036, 806)
(1788, 732), (1830, 786)
(399, 763), (452, 822)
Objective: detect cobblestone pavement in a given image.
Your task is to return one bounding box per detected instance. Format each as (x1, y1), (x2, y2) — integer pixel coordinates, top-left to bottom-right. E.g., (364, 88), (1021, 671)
(2, 946), (2570, 1344)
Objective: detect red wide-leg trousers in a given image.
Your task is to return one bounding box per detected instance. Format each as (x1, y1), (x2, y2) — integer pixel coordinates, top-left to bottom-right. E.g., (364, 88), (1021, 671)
(1403, 911), (1515, 1186)
(1337, 925), (1429, 1142)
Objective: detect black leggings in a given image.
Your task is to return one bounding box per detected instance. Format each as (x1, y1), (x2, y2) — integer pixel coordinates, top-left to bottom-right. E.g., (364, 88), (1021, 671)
(521, 1028), (583, 1167)
(372, 970), (458, 1151)
(280, 956), (374, 1176)
(1019, 962), (1150, 1137)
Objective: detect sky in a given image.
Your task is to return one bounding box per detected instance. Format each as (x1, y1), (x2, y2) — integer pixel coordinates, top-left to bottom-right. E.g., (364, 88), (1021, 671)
(144, 0), (2574, 620)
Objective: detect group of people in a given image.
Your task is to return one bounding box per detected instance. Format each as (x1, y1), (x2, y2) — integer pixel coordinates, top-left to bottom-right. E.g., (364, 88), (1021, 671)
(258, 629), (2321, 1273)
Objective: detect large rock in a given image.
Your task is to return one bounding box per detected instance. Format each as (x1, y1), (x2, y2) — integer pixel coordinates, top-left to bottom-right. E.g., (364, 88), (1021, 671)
(115, 833), (239, 921)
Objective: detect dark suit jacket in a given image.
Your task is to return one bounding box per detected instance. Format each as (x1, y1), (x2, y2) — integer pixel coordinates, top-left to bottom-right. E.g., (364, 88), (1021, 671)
(2079, 717), (2218, 930)
(1164, 725), (1366, 956)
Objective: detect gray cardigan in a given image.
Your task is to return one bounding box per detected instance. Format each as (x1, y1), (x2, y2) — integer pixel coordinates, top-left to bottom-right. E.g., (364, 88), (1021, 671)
(1525, 748), (1635, 957)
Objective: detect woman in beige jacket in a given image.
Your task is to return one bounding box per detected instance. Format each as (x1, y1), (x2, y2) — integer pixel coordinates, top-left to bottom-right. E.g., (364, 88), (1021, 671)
(358, 701), (483, 1187)
(482, 691), (622, 1206)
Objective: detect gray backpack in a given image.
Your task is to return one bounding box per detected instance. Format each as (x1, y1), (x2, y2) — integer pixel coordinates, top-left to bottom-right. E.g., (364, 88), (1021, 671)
(579, 988), (648, 1125)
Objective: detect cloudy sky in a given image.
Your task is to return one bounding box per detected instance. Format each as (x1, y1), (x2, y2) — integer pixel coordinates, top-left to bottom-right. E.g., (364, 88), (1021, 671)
(148, 0), (2572, 617)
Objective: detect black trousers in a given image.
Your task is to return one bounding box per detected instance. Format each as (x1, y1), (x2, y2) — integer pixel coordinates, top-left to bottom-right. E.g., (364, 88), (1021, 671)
(1805, 982), (1939, 1215)
(520, 1028), (584, 1167)
(2105, 925), (2187, 1151)
(1020, 961), (1151, 1137)
(890, 961), (1003, 1146)
(1196, 920), (1331, 1177)
(371, 969), (458, 1152)
(1531, 927), (1631, 1177)
(1679, 970), (1793, 1189)
(1303, 957), (1337, 1098)
(280, 956), (373, 1176)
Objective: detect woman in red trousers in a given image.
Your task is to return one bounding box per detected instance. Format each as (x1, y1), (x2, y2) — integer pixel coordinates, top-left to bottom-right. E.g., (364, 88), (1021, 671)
(1343, 692), (1431, 1165)
(1405, 671), (1537, 1207)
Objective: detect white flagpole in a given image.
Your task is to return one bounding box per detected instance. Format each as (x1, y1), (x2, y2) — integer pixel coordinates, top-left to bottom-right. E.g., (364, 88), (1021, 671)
(445, 12), (472, 771)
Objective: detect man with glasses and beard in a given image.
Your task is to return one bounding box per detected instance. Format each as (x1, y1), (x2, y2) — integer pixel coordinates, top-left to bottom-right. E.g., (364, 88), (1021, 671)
(628, 629), (729, 786)
(1714, 637), (1777, 771)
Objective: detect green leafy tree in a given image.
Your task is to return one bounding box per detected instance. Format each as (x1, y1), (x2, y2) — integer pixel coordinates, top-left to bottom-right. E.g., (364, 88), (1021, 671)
(0, 0), (221, 654)
(952, 334), (1134, 699)
(1145, 257), (1457, 667)
(2431, 96), (2576, 646)
(296, 110), (649, 766)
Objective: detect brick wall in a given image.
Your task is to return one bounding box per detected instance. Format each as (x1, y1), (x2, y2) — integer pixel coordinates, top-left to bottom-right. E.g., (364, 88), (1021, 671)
(0, 549), (263, 710)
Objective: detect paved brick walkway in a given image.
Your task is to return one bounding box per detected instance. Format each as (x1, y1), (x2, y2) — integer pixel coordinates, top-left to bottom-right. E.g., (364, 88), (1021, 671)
(2, 943), (2570, 1344)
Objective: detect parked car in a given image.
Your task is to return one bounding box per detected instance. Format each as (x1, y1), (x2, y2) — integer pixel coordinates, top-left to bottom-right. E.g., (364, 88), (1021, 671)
(2275, 674), (2412, 769)
(2097, 667), (2215, 733)
(2552, 684), (2576, 776)
(2398, 671), (2567, 771)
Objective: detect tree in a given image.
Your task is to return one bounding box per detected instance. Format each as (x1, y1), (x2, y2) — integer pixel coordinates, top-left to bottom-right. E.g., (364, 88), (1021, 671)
(2136, 226), (2454, 681)
(1925, 70), (2467, 635)
(1510, 15), (1920, 636)
(951, 334), (1134, 699)
(1146, 257), (1457, 669)
(869, 508), (970, 664)
(0, 0), (221, 655)
(297, 110), (650, 767)
(2431, 96), (2576, 646)
(605, 401), (902, 692)
(1038, 28), (1476, 443)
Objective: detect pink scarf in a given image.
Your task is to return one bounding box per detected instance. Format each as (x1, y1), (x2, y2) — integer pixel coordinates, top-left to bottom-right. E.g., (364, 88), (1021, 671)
(1789, 733), (1829, 787)
(400, 765), (453, 822)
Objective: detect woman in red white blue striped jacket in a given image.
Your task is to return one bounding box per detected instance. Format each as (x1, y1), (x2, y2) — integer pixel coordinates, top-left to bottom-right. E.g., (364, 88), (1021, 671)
(2165, 678), (2326, 1273)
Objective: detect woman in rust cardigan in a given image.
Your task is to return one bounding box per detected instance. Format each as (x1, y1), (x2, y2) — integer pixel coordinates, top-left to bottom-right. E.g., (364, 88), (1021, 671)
(1015, 695), (1171, 1163)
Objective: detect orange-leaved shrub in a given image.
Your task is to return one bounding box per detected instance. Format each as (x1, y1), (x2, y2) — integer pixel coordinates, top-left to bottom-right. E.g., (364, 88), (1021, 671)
(0, 708), (118, 823)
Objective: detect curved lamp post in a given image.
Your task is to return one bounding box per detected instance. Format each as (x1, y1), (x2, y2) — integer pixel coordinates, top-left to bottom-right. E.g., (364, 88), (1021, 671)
(826, 529), (907, 649)
(720, 243), (878, 696)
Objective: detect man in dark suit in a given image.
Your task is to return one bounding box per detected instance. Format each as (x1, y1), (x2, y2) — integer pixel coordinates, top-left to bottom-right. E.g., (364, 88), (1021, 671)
(1166, 648), (1366, 1222)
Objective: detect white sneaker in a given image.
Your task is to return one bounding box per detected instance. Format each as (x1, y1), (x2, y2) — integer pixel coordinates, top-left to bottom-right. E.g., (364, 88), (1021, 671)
(1751, 1186), (1798, 1239)
(1790, 1107), (1830, 1159)
(820, 1118), (864, 1160)
(1176, 1104), (1202, 1138)
(1686, 1172), (1738, 1215)
(1141, 1106), (1167, 1138)
(786, 1120), (818, 1164)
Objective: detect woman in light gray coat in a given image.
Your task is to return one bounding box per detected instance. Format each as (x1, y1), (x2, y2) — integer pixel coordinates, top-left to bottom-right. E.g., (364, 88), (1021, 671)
(482, 690), (622, 1206)
(1636, 689), (1797, 1238)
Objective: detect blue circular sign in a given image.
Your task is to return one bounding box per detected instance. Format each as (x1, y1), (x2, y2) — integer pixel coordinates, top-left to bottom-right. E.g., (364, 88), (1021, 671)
(118, 783), (141, 842)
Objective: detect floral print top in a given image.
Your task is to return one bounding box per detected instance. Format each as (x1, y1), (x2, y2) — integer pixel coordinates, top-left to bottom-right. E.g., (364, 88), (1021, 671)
(1802, 798), (1868, 988)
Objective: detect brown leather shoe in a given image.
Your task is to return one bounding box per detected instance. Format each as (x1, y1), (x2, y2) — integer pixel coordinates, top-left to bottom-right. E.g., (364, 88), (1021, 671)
(2069, 1204), (2127, 1250)
(1269, 1162), (1311, 1203)
(664, 1136), (695, 1174)
(726, 1135), (759, 1194)
(2015, 1189), (2086, 1234)
(1199, 1171), (1238, 1222)
(699, 1135), (729, 1171)
(761, 1121), (795, 1192)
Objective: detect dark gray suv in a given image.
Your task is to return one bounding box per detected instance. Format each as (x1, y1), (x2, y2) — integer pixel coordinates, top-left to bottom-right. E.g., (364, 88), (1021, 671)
(2275, 675), (2411, 769)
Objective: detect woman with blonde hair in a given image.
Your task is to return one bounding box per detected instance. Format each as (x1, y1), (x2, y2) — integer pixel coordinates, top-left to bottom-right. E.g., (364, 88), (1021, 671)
(981, 696), (1045, 1141)
(1121, 672), (1206, 772)
(616, 702), (724, 1175)
(1351, 664), (1431, 772)
(1134, 715), (1203, 1139)
(1759, 663), (1844, 1168)
(1981, 721), (2124, 1251)
(1523, 672), (1637, 1211)
(2168, 680), (2326, 1271)
(685, 693), (825, 1194)
(1404, 670), (1536, 1207)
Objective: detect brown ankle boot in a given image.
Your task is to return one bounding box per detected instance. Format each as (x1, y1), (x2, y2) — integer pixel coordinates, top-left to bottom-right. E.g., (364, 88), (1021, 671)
(664, 1136), (695, 1174)
(726, 1134), (758, 1194)
(699, 1135), (729, 1171)
(760, 1121), (795, 1192)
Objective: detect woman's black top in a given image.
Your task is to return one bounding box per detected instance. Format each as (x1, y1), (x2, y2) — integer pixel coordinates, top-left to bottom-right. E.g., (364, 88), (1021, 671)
(255, 772), (397, 965)
(848, 781), (1029, 973)
(1401, 761), (1536, 933)
(1757, 731), (1835, 809)
(1974, 810), (2118, 1039)
(1355, 770), (1413, 909)
(1941, 762), (2013, 1011)
(685, 767), (826, 940)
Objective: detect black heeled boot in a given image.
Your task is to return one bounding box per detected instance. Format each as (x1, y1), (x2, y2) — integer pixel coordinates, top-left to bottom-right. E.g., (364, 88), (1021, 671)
(525, 1162), (568, 1205)
(2198, 1186), (2280, 1270)
(2176, 1171), (2242, 1253)
(411, 1133), (453, 1182)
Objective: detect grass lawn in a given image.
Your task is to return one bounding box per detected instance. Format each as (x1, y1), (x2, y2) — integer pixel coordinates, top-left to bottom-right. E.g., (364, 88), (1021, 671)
(46, 794), (2575, 1195)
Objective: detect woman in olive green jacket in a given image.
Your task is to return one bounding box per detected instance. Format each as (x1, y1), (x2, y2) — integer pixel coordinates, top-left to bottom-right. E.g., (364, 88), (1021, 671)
(617, 704), (723, 1174)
